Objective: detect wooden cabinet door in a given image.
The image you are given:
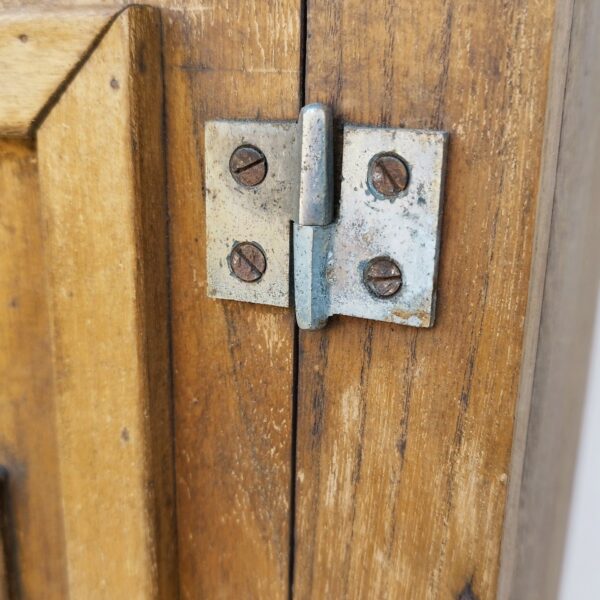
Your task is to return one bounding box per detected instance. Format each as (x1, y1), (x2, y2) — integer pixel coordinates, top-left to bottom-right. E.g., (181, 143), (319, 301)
(1, 2), (598, 600)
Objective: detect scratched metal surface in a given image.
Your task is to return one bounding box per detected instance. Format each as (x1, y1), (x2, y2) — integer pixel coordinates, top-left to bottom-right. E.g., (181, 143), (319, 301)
(206, 118), (447, 328)
(204, 120), (297, 307)
(325, 126), (448, 327)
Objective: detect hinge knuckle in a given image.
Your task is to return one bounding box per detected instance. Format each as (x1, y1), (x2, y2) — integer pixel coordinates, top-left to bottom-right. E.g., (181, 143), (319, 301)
(293, 223), (331, 330)
(297, 103), (334, 227)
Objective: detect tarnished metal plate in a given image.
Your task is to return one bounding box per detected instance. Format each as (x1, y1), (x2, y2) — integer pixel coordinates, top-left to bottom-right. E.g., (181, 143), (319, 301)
(206, 112), (447, 329)
(205, 120), (297, 307)
(326, 126), (448, 327)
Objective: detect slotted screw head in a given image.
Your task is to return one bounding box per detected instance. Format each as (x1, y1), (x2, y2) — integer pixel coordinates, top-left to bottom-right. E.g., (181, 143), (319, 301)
(368, 153), (409, 197)
(363, 257), (403, 298)
(229, 242), (267, 282)
(229, 145), (268, 187)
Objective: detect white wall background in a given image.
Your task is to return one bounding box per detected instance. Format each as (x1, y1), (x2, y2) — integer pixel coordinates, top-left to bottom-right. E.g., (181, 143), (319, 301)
(559, 291), (600, 599)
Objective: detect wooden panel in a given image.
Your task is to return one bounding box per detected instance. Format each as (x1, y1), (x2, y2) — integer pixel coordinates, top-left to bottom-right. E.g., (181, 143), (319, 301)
(0, 139), (67, 599)
(36, 7), (176, 599)
(0, 7), (115, 137)
(295, 1), (559, 599)
(2, 0), (301, 596)
(161, 3), (300, 598)
(0, 467), (8, 600)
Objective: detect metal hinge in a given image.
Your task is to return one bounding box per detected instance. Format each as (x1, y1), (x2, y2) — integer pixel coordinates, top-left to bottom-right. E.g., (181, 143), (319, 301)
(205, 104), (448, 330)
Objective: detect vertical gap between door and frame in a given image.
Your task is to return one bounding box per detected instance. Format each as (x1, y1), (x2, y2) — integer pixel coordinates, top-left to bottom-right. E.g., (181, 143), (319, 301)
(289, 1), (309, 597)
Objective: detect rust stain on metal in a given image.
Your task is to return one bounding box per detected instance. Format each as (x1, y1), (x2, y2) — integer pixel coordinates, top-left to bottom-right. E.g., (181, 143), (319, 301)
(368, 153), (409, 197)
(391, 308), (431, 326)
(229, 145), (267, 187)
(363, 257), (403, 297)
(229, 241), (267, 282)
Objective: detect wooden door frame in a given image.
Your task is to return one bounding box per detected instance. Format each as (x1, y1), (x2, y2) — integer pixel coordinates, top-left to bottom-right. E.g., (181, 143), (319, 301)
(500, 1), (600, 597)
(0, 7), (176, 598)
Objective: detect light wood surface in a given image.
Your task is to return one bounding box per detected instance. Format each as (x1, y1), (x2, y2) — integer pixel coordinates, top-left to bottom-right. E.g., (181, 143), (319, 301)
(36, 7), (176, 599)
(0, 7), (116, 137)
(294, 1), (560, 598)
(0, 139), (67, 599)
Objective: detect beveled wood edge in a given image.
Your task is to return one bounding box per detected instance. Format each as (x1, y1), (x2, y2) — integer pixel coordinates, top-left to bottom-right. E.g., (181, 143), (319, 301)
(499, 0), (600, 597)
(0, 6), (122, 137)
(498, 0), (574, 600)
(1, 5), (176, 599)
(497, 2), (575, 593)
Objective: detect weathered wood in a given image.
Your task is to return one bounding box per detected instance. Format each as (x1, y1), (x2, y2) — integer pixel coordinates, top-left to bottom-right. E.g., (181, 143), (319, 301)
(160, 3), (301, 598)
(295, 1), (560, 598)
(36, 7), (176, 599)
(500, 0), (600, 597)
(0, 7), (115, 137)
(0, 139), (67, 599)
(0, 467), (7, 600)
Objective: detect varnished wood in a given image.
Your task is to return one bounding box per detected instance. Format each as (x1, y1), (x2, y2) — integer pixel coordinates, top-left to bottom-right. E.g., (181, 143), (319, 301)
(0, 468), (8, 600)
(0, 7), (115, 137)
(0, 139), (67, 599)
(35, 7), (175, 599)
(2, 0), (302, 596)
(295, 1), (561, 598)
(2, 1), (592, 598)
(0, 466), (11, 600)
(161, 3), (301, 598)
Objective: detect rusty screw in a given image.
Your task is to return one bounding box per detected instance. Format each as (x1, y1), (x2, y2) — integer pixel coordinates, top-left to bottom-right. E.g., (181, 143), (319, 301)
(229, 242), (267, 282)
(363, 257), (403, 298)
(368, 153), (409, 197)
(229, 145), (267, 187)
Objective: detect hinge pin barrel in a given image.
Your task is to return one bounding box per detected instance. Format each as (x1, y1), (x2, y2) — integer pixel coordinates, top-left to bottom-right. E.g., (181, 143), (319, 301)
(297, 104), (334, 226)
(294, 103), (335, 330)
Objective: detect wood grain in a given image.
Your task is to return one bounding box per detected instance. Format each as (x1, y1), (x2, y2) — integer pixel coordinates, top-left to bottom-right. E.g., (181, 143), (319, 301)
(37, 7), (176, 599)
(0, 7), (115, 136)
(295, 1), (558, 598)
(161, 3), (301, 598)
(0, 139), (67, 599)
(2, 1), (586, 598)
(0, 467), (8, 600)
(2, 0), (302, 596)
